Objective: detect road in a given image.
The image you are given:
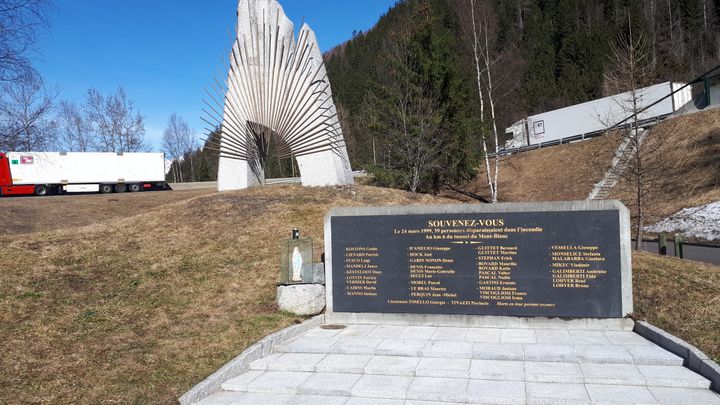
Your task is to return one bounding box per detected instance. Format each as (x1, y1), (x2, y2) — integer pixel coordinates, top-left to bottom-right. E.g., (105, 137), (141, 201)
(635, 240), (720, 266)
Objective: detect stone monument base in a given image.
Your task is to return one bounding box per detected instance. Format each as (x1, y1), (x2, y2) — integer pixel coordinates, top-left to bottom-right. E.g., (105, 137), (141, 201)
(277, 284), (326, 316)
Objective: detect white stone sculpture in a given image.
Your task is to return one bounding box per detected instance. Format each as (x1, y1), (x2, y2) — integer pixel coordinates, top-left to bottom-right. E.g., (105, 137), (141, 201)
(208, 0), (353, 191)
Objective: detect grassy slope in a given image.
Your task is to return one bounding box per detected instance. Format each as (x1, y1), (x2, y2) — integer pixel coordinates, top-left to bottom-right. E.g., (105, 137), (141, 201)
(0, 185), (453, 404)
(633, 251), (720, 362)
(609, 108), (720, 225)
(447, 109), (720, 228)
(443, 133), (620, 202)
(0, 189), (213, 236)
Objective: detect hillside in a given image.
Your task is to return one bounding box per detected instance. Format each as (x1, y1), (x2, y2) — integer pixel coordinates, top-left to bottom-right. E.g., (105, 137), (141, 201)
(609, 108), (720, 226)
(0, 189), (213, 236)
(445, 108), (720, 234)
(441, 133), (621, 202)
(326, 0), (720, 180)
(0, 185), (718, 403)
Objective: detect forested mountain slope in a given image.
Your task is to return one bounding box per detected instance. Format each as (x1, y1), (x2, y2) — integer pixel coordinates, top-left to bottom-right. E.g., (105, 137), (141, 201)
(326, 0), (720, 192)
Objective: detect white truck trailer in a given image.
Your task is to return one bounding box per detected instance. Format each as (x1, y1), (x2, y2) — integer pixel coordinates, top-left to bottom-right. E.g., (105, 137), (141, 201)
(0, 152), (168, 196)
(504, 81), (693, 150)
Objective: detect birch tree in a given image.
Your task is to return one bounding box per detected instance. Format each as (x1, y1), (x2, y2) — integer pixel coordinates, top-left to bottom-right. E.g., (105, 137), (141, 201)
(0, 0), (51, 84)
(0, 75), (56, 151)
(162, 113), (195, 183)
(470, 0), (502, 203)
(56, 100), (94, 151)
(85, 87), (146, 153)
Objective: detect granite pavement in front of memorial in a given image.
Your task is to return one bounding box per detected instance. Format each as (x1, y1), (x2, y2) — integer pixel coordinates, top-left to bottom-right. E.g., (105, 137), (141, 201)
(195, 322), (720, 404)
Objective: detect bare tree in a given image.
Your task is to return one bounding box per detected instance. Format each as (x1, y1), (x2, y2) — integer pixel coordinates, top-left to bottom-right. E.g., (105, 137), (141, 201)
(55, 100), (94, 151)
(85, 87), (146, 153)
(0, 74), (56, 151)
(603, 21), (657, 249)
(0, 0), (52, 84)
(162, 113), (195, 183)
(470, 0), (502, 203)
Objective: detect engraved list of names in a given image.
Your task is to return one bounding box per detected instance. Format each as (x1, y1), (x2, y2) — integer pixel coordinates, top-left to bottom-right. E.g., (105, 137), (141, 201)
(331, 210), (623, 318)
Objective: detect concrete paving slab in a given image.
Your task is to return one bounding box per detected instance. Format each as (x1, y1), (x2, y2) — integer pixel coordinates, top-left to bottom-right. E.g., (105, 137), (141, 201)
(244, 371), (312, 394)
(249, 353), (283, 371)
(368, 325), (407, 339)
(365, 355), (420, 376)
(345, 398), (403, 405)
(423, 340), (474, 358)
(469, 359), (524, 381)
(337, 324), (377, 338)
(351, 375), (412, 399)
(220, 370), (264, 391)
(407, 376), (468, 402)
(585, 384), (656, 404)
(473, 343), (525, 361)
(579, 363), (645, 386)
(523, 344), (576, 362)
(331, 337), (383, 354)
(637, 365), (711, 388)
(648, 387), (720, 404)
(526, 382), (590, 403)
(298, 372), (361, 396)
(465, 379), (526, 404)
(628, 345), (684, 366)
(569, 330), (613, 345)
(575, 344), (634, 364)
(416, 357), (471, 378)
(195, 322), (719, 405)
(199, 392), (293, 405)
(525, 361), (583, 383)
(501, 328), (536, 344)
(431, 327), (469, 341)
(316, 354), (372, 374)
(291, 394), (349, 405)
(194, 391), (248, 405)
(304, 327), (343, 338)
(263, 353), (326, 372)
(604, 330), (653, 346)
(398, 326), (436, 340)
(281, 336), (338, 353)
(376, 338), (427, 356)
(534, 329), (572, 345)
(465, 327), (502, 343)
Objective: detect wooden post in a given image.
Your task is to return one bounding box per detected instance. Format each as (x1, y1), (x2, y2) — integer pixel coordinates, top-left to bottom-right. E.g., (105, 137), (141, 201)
(658, 233), (667, 256)
(674, 234), (684, 259)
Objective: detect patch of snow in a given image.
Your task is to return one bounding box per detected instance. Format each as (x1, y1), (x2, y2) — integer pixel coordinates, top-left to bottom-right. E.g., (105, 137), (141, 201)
(646, 201), (720, 241)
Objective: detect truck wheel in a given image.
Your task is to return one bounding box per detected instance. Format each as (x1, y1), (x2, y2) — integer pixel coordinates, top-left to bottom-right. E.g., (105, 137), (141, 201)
(35, 185), (49, 196)
(100, 184), (113, 194)
(114, 184), (127, 193)
(128, 184), (141, 192)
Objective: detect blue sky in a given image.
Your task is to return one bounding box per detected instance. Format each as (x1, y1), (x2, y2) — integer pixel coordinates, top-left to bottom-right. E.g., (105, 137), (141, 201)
(33, 0), (396, 150)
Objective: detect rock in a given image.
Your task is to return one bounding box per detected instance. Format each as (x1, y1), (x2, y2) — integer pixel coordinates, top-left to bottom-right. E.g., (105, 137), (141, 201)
(277, 284), (326, 316)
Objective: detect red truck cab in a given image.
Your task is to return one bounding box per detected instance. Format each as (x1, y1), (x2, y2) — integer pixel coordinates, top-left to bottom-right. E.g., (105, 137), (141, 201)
(0, 152), (36, 196)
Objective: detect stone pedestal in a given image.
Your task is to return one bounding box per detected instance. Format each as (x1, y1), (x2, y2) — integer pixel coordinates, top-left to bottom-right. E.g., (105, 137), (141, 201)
(277, 284), (326, 316)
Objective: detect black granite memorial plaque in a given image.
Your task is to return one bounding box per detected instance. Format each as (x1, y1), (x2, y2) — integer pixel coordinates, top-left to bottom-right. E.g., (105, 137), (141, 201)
(331, 210), (623, 318)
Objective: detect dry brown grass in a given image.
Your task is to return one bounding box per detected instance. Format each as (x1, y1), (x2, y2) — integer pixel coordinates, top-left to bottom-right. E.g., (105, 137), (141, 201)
(1, 184), (718, 404)
(0, 189), (214, 235)
(442, 134), (620, 202)
(610, 108), (720, 226)
(633, 251), (720, 362)
(0, 185), (455, 404)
